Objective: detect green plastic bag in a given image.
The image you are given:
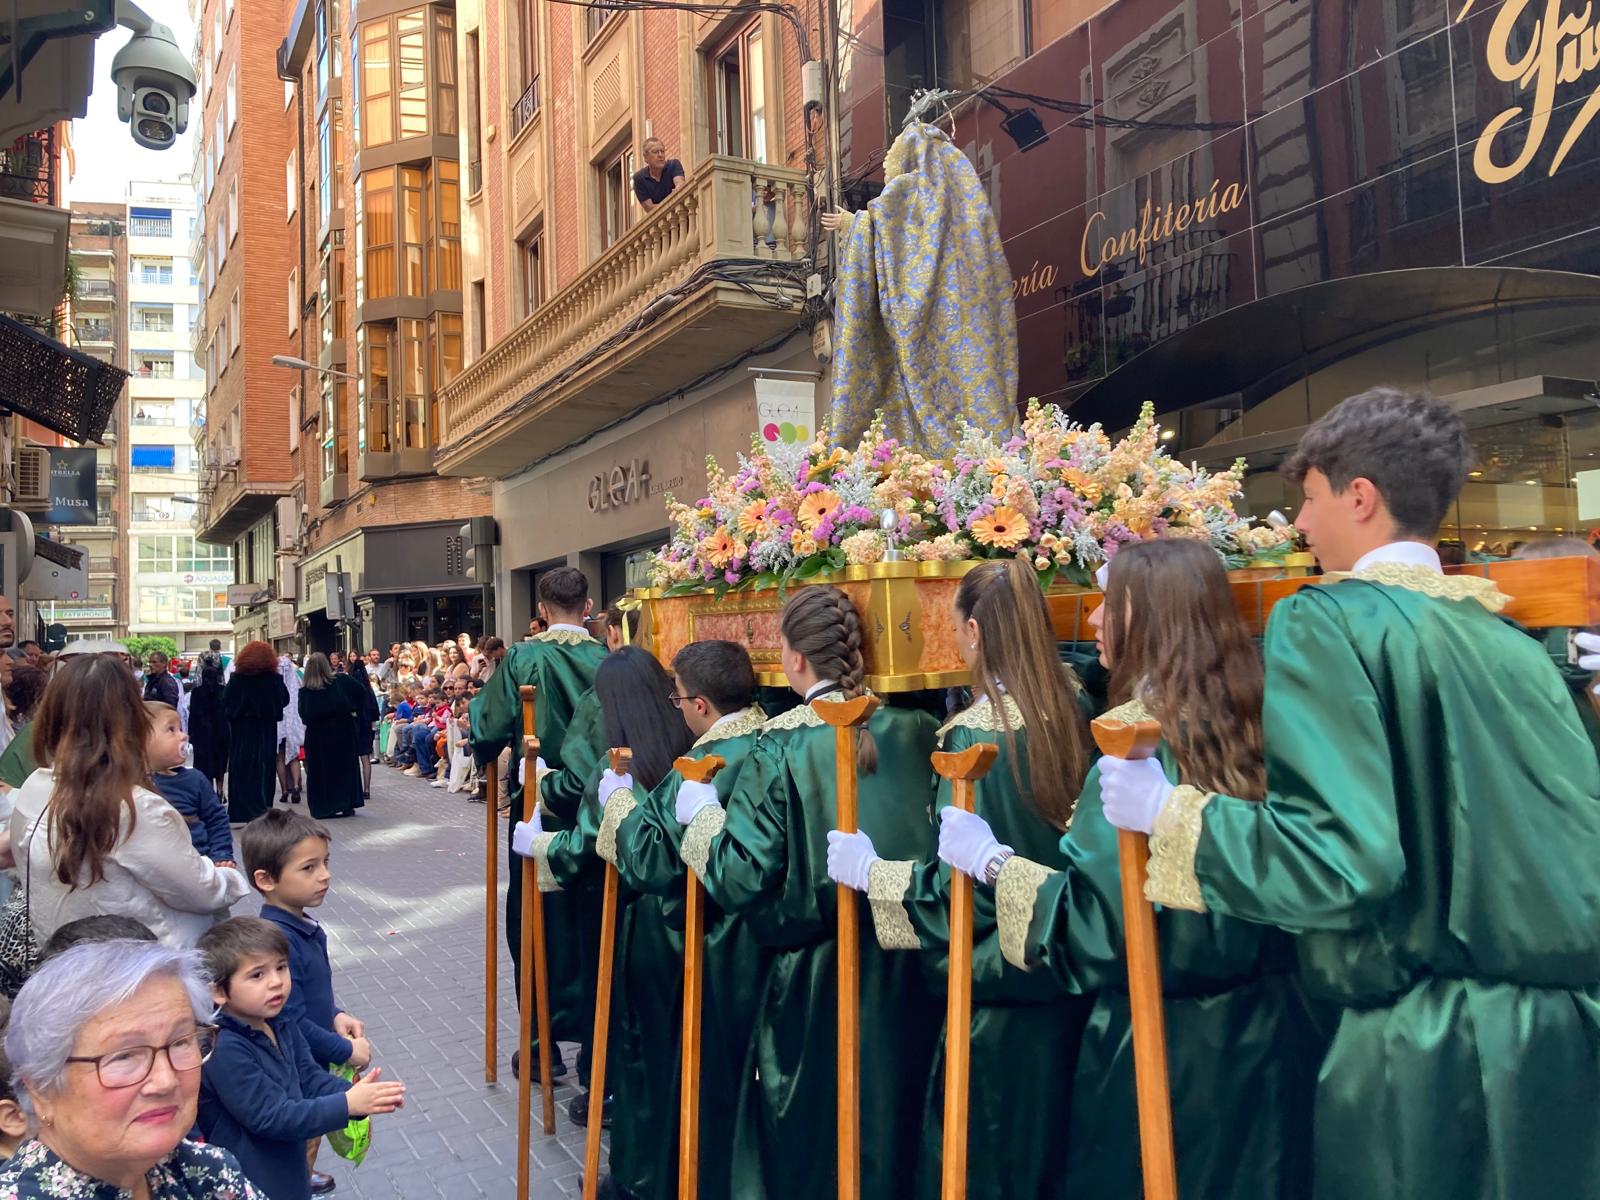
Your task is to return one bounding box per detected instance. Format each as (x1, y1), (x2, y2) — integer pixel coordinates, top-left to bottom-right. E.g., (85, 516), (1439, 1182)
(326, 1063), (372, 1166)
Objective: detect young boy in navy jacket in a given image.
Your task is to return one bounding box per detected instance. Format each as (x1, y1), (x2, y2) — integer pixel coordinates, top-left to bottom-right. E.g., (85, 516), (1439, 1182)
(146, 702), (235, 866)
(197, 917), (404, 1200)
(240, 810), (373, 1192)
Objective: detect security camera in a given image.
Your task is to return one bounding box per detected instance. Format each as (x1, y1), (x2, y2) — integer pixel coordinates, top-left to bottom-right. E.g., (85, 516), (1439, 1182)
(110, 6), (196, 151)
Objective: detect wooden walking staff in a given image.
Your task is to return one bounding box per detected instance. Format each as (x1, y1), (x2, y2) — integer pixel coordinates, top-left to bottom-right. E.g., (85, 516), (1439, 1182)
(581, 747), (632, 1200)
(674, 752), (727, 1200)
(931, 742), (999, 1200)
(813, 694), (880, 1200)
(516, 686), (556, 1200)
(484, 756), (499, 1086)
(1092, 712), (1179, 1200)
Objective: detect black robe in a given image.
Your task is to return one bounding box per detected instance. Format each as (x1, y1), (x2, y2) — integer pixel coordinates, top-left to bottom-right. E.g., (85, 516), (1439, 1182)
(223, 672), (290, 823)
(188, 680), (230, 781)
(299, 677), (364, 819)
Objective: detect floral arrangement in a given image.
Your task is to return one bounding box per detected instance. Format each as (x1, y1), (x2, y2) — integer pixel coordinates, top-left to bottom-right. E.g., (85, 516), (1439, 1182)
(650, 401), (1297, 595)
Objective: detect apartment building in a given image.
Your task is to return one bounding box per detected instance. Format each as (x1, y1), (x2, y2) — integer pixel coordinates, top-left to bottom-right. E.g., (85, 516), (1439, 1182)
(445, 0), (822, 630)
(274, 0), (490, 652)
(121, 181), (234, 654)
(63, 201), (129, 640)
(189, 0), (301, 651)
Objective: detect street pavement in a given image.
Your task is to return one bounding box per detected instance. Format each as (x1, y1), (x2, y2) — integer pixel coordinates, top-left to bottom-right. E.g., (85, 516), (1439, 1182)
(307, 763), (599, 1198)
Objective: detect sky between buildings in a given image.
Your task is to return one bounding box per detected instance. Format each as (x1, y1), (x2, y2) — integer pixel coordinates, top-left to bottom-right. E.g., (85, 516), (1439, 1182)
(67, 5), (199, 204)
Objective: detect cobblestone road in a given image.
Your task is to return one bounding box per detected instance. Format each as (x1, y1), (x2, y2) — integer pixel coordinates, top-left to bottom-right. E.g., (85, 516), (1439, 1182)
(310, 765), (597, 1199)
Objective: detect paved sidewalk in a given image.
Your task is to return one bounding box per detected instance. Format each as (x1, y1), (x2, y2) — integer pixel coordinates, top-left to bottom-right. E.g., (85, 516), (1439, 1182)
(309, 765), (599, 1198)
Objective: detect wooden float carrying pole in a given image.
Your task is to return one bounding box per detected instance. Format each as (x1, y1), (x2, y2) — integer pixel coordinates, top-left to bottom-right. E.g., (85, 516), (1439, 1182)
(484, 756), (499, 1086)
(931, 742), (999, 1200)
(1092, 714), (1179, 1200)
(516, 686), (556, 1200)
(675, 753), (727, 1200)
(813, 695), (881, 1200)
(581, 749), (632, 1200)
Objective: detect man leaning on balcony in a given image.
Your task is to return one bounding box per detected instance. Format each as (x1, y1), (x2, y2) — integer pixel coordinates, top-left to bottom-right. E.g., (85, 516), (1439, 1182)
(633, 137), (685, 213)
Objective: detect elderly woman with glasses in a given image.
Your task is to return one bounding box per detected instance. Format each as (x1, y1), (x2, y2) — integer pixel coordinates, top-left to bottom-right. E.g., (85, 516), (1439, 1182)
(0, 938), (265, 1198)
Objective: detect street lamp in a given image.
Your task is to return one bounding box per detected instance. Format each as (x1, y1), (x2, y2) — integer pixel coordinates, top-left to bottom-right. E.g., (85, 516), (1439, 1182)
(271, 354), (358, 381)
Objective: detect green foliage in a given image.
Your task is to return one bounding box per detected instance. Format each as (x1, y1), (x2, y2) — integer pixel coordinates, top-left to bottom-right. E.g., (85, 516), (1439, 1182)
(125, 635), (180, 662)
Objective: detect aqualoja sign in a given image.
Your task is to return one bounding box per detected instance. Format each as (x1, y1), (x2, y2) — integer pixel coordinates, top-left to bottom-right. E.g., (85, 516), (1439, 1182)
(588, 458), (651, 513)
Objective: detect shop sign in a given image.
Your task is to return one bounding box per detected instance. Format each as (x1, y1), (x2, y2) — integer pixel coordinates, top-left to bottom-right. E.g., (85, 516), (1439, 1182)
(44, 448), (97, 527)
(1079, 178), (1248, 278)
(226, 583), (269, 607)
(267, 601), (298, 640)
(588, 458), (651, 513)
(1463, 0), (1600, 184)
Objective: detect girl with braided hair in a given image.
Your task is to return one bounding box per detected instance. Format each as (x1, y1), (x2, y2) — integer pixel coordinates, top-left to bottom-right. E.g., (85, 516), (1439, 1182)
(672, 584), (941, 1200)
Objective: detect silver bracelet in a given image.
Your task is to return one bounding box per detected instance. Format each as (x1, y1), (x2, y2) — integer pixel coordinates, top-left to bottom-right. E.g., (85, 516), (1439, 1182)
(981, 848), (1013, 886)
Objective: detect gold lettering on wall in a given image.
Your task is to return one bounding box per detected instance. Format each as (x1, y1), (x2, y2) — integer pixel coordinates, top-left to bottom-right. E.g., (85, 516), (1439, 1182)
(1078, 178), (1248, 278)
(1465, 0), (1600, 183)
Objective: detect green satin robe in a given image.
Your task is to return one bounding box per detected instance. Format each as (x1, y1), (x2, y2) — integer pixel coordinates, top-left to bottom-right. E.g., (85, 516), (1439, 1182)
(1144, 567), (1600, 1200)
(469, 631), (608, 1064)
(598, 706), (769, 1200)
(867, 697), (1090, 1200)
(1536, 627), (1600, 757)
(696, 701), (941, 1200)
(992, 726), (1316, 1199)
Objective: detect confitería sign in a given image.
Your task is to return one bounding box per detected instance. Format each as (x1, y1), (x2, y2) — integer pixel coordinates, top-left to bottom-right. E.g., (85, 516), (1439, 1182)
(1078, 178), (1249, 278)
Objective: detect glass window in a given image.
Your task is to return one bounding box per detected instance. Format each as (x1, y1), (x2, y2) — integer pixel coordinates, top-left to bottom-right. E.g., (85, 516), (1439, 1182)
(519, 228), (542, 316)
(227, 176), (238, 242)
(397, 12), (427, 139)
(433, 9), (457, 136)
(362, 170), (396, 301)
(315, 2), (331, 102)
(229, 291), (240, 353)
(361, 21), (393, 146)
(226, 65), (237, 133)
(433, 159), (461, 292)
(711, 22), (766, 162)
(586, 4), (614, 41)
(288, 268), (299, 333)
(401, 166), (425, 296)
(399, 318), (427, 448)
(362, 326), (392, 453)
(286, 149), (298, 217)
(322, 378), (347, 478)
(215, 113), (224, 164)
(518, 0), (538, 91)
(599, 146), (635, 251)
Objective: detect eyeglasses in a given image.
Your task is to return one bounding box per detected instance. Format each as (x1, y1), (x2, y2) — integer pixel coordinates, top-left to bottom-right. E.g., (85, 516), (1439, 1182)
(66, 1025), (218, 1089)
(667, 693), (701, 709)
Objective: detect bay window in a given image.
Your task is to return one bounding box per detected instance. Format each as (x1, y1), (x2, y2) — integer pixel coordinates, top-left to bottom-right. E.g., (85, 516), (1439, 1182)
(356, 7), (458, 149)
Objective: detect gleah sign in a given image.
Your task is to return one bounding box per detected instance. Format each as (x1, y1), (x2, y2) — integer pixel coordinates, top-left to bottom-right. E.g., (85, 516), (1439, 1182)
(1460, 0), (1600, 183)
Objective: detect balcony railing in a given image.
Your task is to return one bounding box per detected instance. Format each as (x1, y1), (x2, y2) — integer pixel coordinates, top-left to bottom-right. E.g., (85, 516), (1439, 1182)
(132, 413), (177, 426)
(95, 465), (117, 482)
(132, 363), (175, 379)
(128, 218), (173, 239)
(510, 77), (539, 140)
(131, 320), (174, 333)
(439, 156), (810, 451)
(75, 280), (116, 301)
(74, 322), (114, 344)
(0, 129), (57, 206)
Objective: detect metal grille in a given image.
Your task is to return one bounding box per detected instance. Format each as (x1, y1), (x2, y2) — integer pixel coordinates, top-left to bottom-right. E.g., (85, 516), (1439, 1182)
(510, 77), (539, 139)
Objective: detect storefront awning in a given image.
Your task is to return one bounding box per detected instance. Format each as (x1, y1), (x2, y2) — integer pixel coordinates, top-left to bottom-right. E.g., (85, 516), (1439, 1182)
(1067, 267), (1600, 432)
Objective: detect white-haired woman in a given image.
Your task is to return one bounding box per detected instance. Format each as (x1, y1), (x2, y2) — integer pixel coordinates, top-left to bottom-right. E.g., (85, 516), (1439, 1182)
(0, 938), (266, 1196)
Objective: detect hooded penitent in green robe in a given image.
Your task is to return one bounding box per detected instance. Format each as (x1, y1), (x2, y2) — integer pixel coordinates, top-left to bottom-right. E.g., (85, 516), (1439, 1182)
(974, 701), (1317, 1199)
(859, 695), (1090, 1200)
(470, 630), (608, 1068)
(1140, 565), (1600, 1200)
(694, 699), (941, 1200)
(604, 706), (768, 1200)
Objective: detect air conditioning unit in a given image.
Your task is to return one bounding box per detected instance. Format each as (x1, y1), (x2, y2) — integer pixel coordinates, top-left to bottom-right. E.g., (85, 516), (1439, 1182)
(12, 447), (49, 509)
(275, 496), (302, 551)
(203, 445), (220, 470)
(221, 442), (241, 468)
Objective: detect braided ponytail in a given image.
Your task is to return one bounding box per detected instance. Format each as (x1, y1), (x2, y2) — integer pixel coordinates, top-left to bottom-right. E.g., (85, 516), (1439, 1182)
(780, 585), (879, 774)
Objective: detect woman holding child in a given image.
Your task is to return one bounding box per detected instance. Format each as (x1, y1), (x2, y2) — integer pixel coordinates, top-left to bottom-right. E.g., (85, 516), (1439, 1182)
(11, 655), (248, 950)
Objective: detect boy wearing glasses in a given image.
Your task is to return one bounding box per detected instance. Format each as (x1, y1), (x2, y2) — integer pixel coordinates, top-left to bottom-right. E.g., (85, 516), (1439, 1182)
(196, 917), (404, 1200)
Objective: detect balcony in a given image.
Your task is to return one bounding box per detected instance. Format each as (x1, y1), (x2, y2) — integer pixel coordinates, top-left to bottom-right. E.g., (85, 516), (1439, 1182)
(74, 279), (116, 302)
(436, 156), (810, 478)
(128, 217), (173, 239)
(0, 129), (57, 206)
(510, 77), (539, 141)
(96, 465), (116, 489)
(74, 320), (113, 346)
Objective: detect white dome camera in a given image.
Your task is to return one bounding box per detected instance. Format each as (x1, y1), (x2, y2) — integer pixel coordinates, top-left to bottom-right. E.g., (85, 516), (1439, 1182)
(111, 19), (195, 150)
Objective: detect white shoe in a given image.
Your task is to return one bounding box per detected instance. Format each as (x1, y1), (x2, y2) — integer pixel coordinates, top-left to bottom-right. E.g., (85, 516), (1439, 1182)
(403, 766), (421, 777)
(430, 779), (447, 788)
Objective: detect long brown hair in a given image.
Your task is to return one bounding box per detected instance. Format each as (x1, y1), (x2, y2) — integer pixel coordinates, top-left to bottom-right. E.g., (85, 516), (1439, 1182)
(780, 585), (877, 773)
(1103, 539), (1266, 800)
(33, 655), (155, 888)
(955, 559), (1090, 828)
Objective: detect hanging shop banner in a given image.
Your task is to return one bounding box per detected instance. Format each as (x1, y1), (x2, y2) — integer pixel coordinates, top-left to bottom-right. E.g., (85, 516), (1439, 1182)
(44, 448), (98, 527)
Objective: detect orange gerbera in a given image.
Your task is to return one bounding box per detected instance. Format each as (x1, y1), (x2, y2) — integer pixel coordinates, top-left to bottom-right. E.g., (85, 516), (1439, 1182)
(702, 529), (740, 568)
(737, 499), (769, 535)
(797, 489), (842, 532)
(970, 505), (1028, 550)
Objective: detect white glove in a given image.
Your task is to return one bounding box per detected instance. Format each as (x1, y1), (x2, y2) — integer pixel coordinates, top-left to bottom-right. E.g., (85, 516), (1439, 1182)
(598, 769), (634, 809)
(938, 808), (1010, 881)
(1576, 632), (1600, 693)
(674, 779), (721, 826)
(510, 806), (544, 857)
(1098, 756), (1174, 835)
(518, 755), (549, 786)
(825, 829), (879, 892)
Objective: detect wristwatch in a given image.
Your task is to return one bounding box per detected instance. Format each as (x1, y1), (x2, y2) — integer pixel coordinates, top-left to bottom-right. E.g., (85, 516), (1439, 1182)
(981, 848), (1013, 886)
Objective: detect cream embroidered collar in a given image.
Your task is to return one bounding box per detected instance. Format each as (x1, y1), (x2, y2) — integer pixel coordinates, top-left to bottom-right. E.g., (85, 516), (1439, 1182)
(937, 692), (1024, 739)
(534, 629), (595, 646)
(1321, 562), (1508, 612)
(692, 706), (766, 748)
